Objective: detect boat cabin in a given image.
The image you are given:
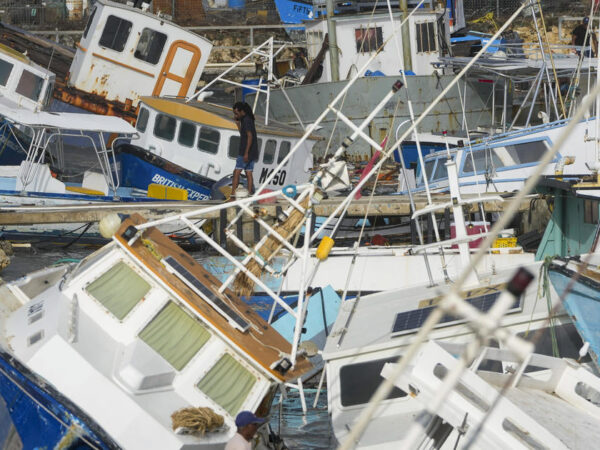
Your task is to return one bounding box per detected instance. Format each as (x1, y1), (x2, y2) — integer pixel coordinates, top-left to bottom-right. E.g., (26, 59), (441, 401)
(132, 97), (317, 187)
(305, 8), (445, 82)
(0, 44), (55, 112)
(69, 0), (213, 107)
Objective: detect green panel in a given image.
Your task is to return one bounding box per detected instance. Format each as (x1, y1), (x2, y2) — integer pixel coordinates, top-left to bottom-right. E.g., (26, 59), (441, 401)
(140, 301), (211, 371)
(86, 261), (151, 320)
(197, 353), (256, 415)
(536, 193), (598, 260)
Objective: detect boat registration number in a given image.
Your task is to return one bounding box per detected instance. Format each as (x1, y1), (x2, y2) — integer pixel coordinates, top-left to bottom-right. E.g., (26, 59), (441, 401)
(258, 168), (287, 186)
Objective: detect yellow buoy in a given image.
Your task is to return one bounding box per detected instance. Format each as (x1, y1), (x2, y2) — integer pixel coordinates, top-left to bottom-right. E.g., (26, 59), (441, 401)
(316, 236), (335, 261)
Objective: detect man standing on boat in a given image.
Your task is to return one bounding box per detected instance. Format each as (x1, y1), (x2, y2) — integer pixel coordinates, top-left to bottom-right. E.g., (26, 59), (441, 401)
(225, 411), (265, 449)
(572, 17), (597, 57)
(231, 102), (259, 199)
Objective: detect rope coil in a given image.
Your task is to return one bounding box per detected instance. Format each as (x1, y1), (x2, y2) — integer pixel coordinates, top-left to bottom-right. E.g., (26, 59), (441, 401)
(171, 407), (225, 435)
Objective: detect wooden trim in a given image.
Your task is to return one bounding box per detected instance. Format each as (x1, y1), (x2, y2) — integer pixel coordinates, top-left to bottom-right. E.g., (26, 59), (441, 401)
(153, 40), (201, 97)
(91, 52), (155, 78)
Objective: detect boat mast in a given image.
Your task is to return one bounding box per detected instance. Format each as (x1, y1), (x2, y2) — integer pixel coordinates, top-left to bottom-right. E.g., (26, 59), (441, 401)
(326, 0), (340, 81)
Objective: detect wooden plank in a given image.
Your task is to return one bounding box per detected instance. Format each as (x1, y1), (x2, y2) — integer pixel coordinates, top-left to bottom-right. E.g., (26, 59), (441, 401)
(0, 194), (536, 226)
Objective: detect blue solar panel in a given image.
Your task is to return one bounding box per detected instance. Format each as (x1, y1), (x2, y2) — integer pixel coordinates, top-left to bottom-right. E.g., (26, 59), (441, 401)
(162, 256), (249, 332)
(391, 292), (520, 335)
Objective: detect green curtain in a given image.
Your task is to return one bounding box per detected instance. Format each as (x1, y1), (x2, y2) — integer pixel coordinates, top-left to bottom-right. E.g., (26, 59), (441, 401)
(197, 353), (256, 415)
(86, 261), (150, 320)
(139, 301), (211, 370)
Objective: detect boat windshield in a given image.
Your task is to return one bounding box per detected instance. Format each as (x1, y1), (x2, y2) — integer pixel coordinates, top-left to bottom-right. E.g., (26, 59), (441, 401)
(339, 356), (406, 407)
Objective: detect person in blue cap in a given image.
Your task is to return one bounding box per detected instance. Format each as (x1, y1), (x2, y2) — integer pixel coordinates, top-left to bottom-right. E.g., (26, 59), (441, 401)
(225, 410), (266, 450)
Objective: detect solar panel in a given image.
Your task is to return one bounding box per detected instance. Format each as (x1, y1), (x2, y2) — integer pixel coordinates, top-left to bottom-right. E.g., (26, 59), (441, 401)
(162, 256), (249, 333)
(391, 292), (520, 336)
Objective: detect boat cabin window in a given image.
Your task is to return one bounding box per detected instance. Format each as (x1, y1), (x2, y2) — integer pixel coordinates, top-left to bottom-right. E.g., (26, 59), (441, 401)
(16, 70), (45, 101)
(416, 22), (437, 53)
(355, 27), (383, 53)
(197, 353), (256, 415)
(42, 80), (54, 108)
(432, 158), (448, 181)
(178, 121), (196, 147)
(517, 323), (588, 371)
(278, 141), (291, 165)
(462, 140), (548, 175)
(340, 357), (406, 407)
(86, 261), (151, 320)
(420, 159), (436, 183)
(139, 301), (211, 370)
(228, 136), (262, 159)
(263, 139), (277, 164)
(0, 59), (13, 86)
(197, 126), (220, 154)
(99, 15), (132, 52)
(134, 28), (167, 65)
(584, 199), (599, 224)
(154, 114), (176, 141)
(136, 107), (149, 132)
(82, 7), (96, 39)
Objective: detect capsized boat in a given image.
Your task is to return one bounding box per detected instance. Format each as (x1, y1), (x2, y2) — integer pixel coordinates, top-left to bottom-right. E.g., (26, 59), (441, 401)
(0, 0), (214, 123)
(0, 212), (313, 448)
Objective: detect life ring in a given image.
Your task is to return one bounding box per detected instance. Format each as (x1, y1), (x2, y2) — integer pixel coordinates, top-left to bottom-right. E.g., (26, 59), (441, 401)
(282, 184), (297, 198)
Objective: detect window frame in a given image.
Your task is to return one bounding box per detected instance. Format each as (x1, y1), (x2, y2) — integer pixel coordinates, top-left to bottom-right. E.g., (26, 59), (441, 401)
(262, 139), (277, 164)
(85, 260), (152, 321)
(339, 356), (407, 408)
(136, 107), (150, 133)
(15, 69), (45, 102)
(0, 58), (14, 87)
(197, 126), (221, 155)
(355, 26), (383, 53)
(99, 15), (132, 53)
(196, 351), (258, 415)
(178, 121), (197, 148)
(416, 21), (437, 53)
(460, 138), (554, 177)
(134, 27), (168, 65)
(277, 141), (291, 165)
(139, 300), (212, 371)
(153, 113), (177, 142)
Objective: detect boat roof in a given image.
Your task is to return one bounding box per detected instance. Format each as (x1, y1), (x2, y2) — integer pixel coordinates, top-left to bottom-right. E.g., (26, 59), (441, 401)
(0, 100), (137, 134)
(441, 55), (599, 74)
(115, 214), (313, 382)
(96, 0), (212, 46)
(0, 42), (53, 75)
(322, 261), (556, 360)
(140, 97), (322, 140)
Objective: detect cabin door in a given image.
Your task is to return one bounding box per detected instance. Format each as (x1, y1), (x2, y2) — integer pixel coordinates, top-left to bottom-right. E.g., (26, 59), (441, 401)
(153, 41), (201, 97)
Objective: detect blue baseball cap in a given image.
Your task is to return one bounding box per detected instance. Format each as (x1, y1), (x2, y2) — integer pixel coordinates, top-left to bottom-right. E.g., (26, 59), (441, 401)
(235, 411), (266, 427)
(584, 17), (590, 24)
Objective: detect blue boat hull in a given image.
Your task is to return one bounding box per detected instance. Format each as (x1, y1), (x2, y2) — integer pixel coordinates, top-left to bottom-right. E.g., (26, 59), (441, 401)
(118, 144), (214, 201)
(549, 263), (600, 369)
(0, 349), (117, 448)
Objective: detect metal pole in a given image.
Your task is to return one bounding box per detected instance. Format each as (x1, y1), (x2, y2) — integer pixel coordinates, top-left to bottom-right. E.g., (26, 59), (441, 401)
(326, 0), (340, 81)
(401, 0), (412, 72)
